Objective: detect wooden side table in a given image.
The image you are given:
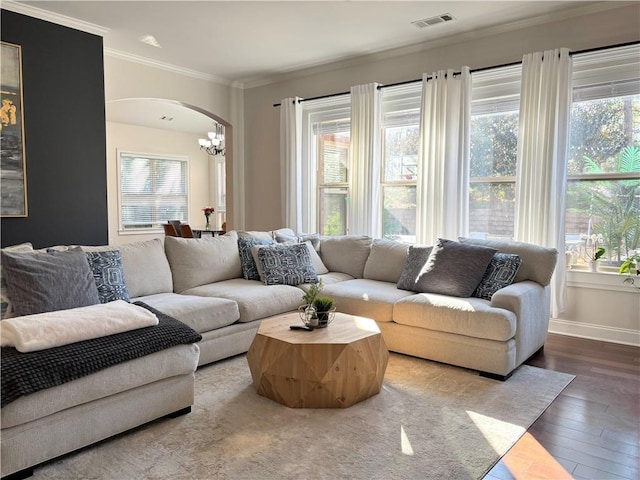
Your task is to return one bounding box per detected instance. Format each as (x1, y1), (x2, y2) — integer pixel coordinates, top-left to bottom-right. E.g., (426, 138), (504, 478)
(246, 312), (389, 408)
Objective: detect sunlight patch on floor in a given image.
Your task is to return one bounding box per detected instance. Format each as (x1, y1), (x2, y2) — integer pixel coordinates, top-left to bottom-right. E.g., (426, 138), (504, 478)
(400, 425), (414, 455)
(467, 410), (526, 453)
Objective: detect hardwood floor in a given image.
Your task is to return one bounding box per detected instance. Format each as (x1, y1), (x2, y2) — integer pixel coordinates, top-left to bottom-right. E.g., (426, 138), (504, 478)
(485, 334), (640, 480)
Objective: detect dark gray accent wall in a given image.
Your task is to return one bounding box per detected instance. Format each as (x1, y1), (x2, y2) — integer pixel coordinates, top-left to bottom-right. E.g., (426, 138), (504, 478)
(1, 10), (108, 248)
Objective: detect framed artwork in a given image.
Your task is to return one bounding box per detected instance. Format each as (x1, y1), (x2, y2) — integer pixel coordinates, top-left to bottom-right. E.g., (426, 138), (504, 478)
(1, 41), (28, 217)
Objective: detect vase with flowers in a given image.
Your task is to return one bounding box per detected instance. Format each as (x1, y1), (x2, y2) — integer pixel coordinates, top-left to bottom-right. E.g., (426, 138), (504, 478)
(202, 206), (215, 230)
(581, 233), (606, 272)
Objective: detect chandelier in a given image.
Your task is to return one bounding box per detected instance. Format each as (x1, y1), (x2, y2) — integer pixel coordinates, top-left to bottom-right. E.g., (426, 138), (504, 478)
(198, 123), (225, 156)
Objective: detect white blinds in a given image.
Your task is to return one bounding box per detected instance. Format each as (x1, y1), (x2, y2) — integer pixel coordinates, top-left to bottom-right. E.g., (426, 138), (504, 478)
(118, 152), (188, 230)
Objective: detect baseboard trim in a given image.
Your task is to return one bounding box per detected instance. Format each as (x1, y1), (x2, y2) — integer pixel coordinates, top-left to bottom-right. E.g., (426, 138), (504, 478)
(549, 318), (640, 347)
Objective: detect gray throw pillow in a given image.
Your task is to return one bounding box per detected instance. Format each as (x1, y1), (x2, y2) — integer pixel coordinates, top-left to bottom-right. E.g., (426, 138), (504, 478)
(257, 243), (319, 286)
(413, 238), (497, 297)
(473, 253), (522, 300)
(1, 247), (100, 316)
(238, 237), (274, 280)
(85, 250), (131, 303)
(396, 245), (433, 290)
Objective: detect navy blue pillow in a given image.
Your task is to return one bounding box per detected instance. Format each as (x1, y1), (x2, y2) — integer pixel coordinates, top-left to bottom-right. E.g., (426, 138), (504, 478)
(238, 237), (274, 280)
(85, 250), (130, 303)
(473, 253), (522, 300)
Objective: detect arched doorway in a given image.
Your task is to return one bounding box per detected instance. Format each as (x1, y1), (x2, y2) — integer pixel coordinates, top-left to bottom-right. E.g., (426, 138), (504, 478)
(106, 98), (234, 233)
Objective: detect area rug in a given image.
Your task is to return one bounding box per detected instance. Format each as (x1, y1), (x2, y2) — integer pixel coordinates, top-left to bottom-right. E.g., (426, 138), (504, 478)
(33, 353), (574, 480)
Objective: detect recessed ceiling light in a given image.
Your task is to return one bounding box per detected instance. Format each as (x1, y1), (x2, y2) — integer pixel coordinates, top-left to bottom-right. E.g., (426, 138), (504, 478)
(139, 34), (162, 48)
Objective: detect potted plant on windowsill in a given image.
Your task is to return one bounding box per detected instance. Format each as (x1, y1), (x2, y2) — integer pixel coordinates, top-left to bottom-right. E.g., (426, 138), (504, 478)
(619, 250), (640, 290)
(582, 233), (606, 272)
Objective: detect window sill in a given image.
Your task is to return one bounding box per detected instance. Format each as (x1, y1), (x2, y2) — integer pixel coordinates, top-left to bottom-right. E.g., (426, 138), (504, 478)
(117, 229), (163, 236)
(566, 269), (638, 293)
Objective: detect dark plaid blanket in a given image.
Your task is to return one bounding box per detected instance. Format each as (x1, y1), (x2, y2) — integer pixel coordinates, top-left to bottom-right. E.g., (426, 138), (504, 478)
(1, 302), (202, 407)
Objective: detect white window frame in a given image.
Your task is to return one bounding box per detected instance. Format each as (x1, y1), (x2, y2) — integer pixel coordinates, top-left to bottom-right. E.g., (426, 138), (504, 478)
(117, 150), (190, 234)
(380, 83), (422, 242)
(567, 44), (640, 270)
(301, 95), (351, 234)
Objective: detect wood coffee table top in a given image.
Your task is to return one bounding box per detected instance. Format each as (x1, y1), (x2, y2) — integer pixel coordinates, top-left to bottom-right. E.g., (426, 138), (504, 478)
(247, 312), (389, 408)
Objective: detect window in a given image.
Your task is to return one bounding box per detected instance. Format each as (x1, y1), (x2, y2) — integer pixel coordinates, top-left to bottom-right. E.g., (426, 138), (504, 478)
(380, 84), (421, 243)
(566, 45), (640, 269)
(118, 151), (189, 232)
(318, 133), (349, 235)
(469, 66), (521, 241)
(213, 156), (226, 228)
(303, 96), (350, 236)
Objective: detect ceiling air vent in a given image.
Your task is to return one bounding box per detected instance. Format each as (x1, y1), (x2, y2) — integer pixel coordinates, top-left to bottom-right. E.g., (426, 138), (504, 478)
(411, 13), (454, 29)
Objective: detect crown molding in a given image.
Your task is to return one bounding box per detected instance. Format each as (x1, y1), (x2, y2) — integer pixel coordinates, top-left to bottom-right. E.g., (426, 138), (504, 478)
(103, 48), (233, 86)
(1, 0), (109, 36)
(240, 1), (635, 89)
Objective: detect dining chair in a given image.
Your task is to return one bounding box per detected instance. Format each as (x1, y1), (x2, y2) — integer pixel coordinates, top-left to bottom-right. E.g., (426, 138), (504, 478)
(180, 224), (195, 238)
(163, 224), (179, 237)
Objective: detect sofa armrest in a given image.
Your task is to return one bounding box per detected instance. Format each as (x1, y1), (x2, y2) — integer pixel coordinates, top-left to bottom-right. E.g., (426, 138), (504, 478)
(490, 280), (550, 366)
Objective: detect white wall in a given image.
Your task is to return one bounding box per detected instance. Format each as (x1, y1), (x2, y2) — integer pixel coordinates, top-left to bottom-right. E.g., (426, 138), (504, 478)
(243, 3), (640, 231)
(242, 3), (640, 344)
(105, 122), (213, 246)
(102, 55), (243, 236)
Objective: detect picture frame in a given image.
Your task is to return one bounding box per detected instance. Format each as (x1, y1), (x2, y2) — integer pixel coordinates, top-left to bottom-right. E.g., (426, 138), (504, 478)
(1, 41), (28, 217)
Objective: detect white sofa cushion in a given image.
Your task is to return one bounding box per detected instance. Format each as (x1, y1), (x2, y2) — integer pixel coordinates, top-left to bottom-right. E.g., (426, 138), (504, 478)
(459, 237), (558, 286)
(363, 239), (409, 283)
(181, 279), (303, 323)
(119, 238), (173, 298)
(319, 235), (372, 278)
(133, 292), (239, 333)
(0, 343), (199, 429)
(164, 235), (242, 293)
(321, 278), (415, 323)
(393, 293), (517, 342)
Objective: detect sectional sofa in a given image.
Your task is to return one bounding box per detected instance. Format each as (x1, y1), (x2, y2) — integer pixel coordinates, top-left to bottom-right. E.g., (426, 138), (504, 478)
(0, 230), (557, 478)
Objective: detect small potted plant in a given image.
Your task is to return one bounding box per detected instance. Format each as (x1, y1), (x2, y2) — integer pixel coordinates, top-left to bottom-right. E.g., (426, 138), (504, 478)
(312, 296), (336, 327)
(619, 250), (640, 290)
(582, 233), (605, 272)
(299, 280), (336, 328)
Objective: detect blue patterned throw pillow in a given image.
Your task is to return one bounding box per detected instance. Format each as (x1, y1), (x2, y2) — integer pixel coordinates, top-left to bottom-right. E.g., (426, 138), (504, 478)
(85, 250), (130, 303)
(238, 238), (274, 280)
(257, 243), (319, 286)
(473, 253), (522, 300)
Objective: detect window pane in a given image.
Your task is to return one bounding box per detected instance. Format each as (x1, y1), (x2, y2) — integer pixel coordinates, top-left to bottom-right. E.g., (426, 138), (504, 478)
(470, 111), (518, 178)
(469, 182), (515, 240)
(567, 93), (640, 266)
(319, 134), (349, 185)
(119, 153), (189, 231)
(566, 176), (640, 266)
(469, 109), (518, 239)
(384, 126), (418, 182)
(382, 185), (416, 243)
(319, 187), (347, 236)
(569, 96), (640, 175)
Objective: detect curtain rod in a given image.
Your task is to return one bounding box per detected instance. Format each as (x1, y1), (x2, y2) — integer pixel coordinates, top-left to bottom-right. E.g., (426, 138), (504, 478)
(272, 40), (639, 107)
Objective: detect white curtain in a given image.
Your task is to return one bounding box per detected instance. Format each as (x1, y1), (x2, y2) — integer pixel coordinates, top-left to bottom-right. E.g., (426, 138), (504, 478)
(515, 48), (572, 318)
(416, 67), (471, 244)
(349, 83), (381, 237)
(279, 97), (302, 231)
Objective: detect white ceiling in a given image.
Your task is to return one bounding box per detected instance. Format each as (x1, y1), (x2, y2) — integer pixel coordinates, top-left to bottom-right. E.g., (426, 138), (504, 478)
(9, 0), (622, 86)
(5, 1), (631, 135)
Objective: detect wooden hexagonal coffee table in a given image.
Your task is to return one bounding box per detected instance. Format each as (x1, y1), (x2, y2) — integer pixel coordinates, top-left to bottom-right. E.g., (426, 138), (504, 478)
(247, 312), (389, 408)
